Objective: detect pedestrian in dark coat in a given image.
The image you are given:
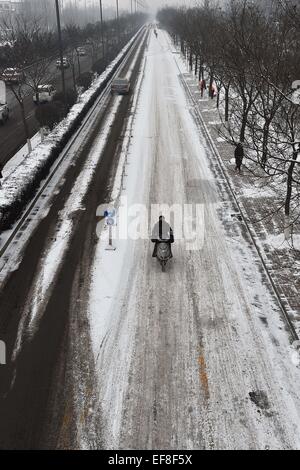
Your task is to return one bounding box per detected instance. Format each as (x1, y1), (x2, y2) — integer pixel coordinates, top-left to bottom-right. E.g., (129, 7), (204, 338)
(234, 143), (244, 173)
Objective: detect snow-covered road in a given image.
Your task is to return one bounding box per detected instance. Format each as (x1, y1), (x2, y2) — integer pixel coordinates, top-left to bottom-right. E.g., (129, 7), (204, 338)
(88, 32), (300, 449)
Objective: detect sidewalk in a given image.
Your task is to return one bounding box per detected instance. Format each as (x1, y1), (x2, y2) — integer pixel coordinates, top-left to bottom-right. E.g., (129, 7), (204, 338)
(179, 59), (300, 337)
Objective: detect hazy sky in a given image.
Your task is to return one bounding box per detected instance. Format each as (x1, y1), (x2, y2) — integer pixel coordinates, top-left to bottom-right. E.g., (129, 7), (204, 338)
(62, 1), (199, 15)
(62, 1), (200, 18)
(103, 0), (197, 14)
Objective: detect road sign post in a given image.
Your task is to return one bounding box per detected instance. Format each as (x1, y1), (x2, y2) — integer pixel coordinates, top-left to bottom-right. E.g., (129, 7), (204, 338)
(105, 209), (117, 251)
(106, 225), (116, 251)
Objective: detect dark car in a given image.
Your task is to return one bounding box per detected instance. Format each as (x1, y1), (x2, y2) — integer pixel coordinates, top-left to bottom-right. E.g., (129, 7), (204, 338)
(111, 77), (130, 95)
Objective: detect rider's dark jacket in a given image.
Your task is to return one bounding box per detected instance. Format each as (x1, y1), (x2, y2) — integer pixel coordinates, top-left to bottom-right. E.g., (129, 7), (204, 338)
(151, 220), (174, 258)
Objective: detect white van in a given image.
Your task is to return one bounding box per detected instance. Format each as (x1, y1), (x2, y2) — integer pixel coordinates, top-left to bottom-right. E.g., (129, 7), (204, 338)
(0, 103), (9, 124)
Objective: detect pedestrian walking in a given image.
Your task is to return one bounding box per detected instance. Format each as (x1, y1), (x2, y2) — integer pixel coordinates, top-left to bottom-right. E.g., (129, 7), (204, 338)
(200, 79), (206, 98)
(234, 143), (244, 173)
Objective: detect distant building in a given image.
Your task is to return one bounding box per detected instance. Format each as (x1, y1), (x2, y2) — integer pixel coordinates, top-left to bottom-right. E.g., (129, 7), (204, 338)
(0, 0), (23, 16)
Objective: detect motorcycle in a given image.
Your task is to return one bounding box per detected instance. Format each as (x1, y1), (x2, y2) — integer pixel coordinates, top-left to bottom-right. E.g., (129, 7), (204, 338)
(156, 240), (172, 272)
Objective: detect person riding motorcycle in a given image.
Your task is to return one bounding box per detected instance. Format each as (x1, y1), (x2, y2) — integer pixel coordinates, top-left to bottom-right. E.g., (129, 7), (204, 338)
(151, 216), (174, 258)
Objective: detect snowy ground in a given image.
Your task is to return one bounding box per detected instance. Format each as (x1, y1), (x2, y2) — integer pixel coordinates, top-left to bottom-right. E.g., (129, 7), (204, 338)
(87, 31), (300, 450)
(0, 31), (148, 450)
(1, 28), (300, 451)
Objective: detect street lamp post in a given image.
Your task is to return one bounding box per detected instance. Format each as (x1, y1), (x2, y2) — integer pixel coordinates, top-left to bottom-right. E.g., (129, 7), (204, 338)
(55, 0), (67, 108)
(116, 0), (120, 43)
(99, 0), (105, 58)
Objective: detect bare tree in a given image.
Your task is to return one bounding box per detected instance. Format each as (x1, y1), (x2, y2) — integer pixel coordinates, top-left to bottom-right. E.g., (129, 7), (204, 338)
(1, 15), (57, 152)
(158, 0), (300, 238)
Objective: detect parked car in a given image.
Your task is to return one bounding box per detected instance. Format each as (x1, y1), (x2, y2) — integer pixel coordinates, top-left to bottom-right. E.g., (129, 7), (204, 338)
(111, 77), (130, 95)
(33, 84), (56, 104)
(77, 47), (86, 57)
(0, 104), (9, 124)
(56, 57), (70, 69)
(0, 68), (25, 84)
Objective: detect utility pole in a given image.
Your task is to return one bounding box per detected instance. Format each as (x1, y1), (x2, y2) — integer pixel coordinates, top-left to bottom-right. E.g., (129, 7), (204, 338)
(55, 0), (67, 108)
(99, 0), (105, 58)
(116, 0), (120, 44)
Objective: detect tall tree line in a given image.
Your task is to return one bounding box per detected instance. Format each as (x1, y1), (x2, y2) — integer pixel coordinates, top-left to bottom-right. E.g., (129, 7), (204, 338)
(158, 0), (300, 235)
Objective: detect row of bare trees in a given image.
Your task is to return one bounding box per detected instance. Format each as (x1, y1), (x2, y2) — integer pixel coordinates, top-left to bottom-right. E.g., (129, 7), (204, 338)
(0, 11), (146, 152)
(158, 0), (300, 236)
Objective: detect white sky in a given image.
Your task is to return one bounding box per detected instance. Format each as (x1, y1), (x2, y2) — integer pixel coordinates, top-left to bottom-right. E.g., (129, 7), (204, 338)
(82, 0), (198, 15)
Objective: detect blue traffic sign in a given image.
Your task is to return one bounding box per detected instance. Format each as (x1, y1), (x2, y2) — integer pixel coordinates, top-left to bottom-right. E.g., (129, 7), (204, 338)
(104, 208), (116, 226)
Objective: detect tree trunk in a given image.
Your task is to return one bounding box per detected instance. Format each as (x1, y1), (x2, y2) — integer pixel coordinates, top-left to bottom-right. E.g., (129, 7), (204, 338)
(239, 99), (248, 143)
(194, 56), (198, 76)
(285, 151), (297, 217)
(199, 63), (203, 81)
(209, 73), (214, 99)
(20, 101), (32, 154)
(261, 121), (270, 168)
(180, 39), (185, 55)
(225, 85), (230, 122)
(239, 118), (247, 143)
(77, 53), (81, 76)
(216, 86), (221, 108)
(284, 150), (298, 240)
